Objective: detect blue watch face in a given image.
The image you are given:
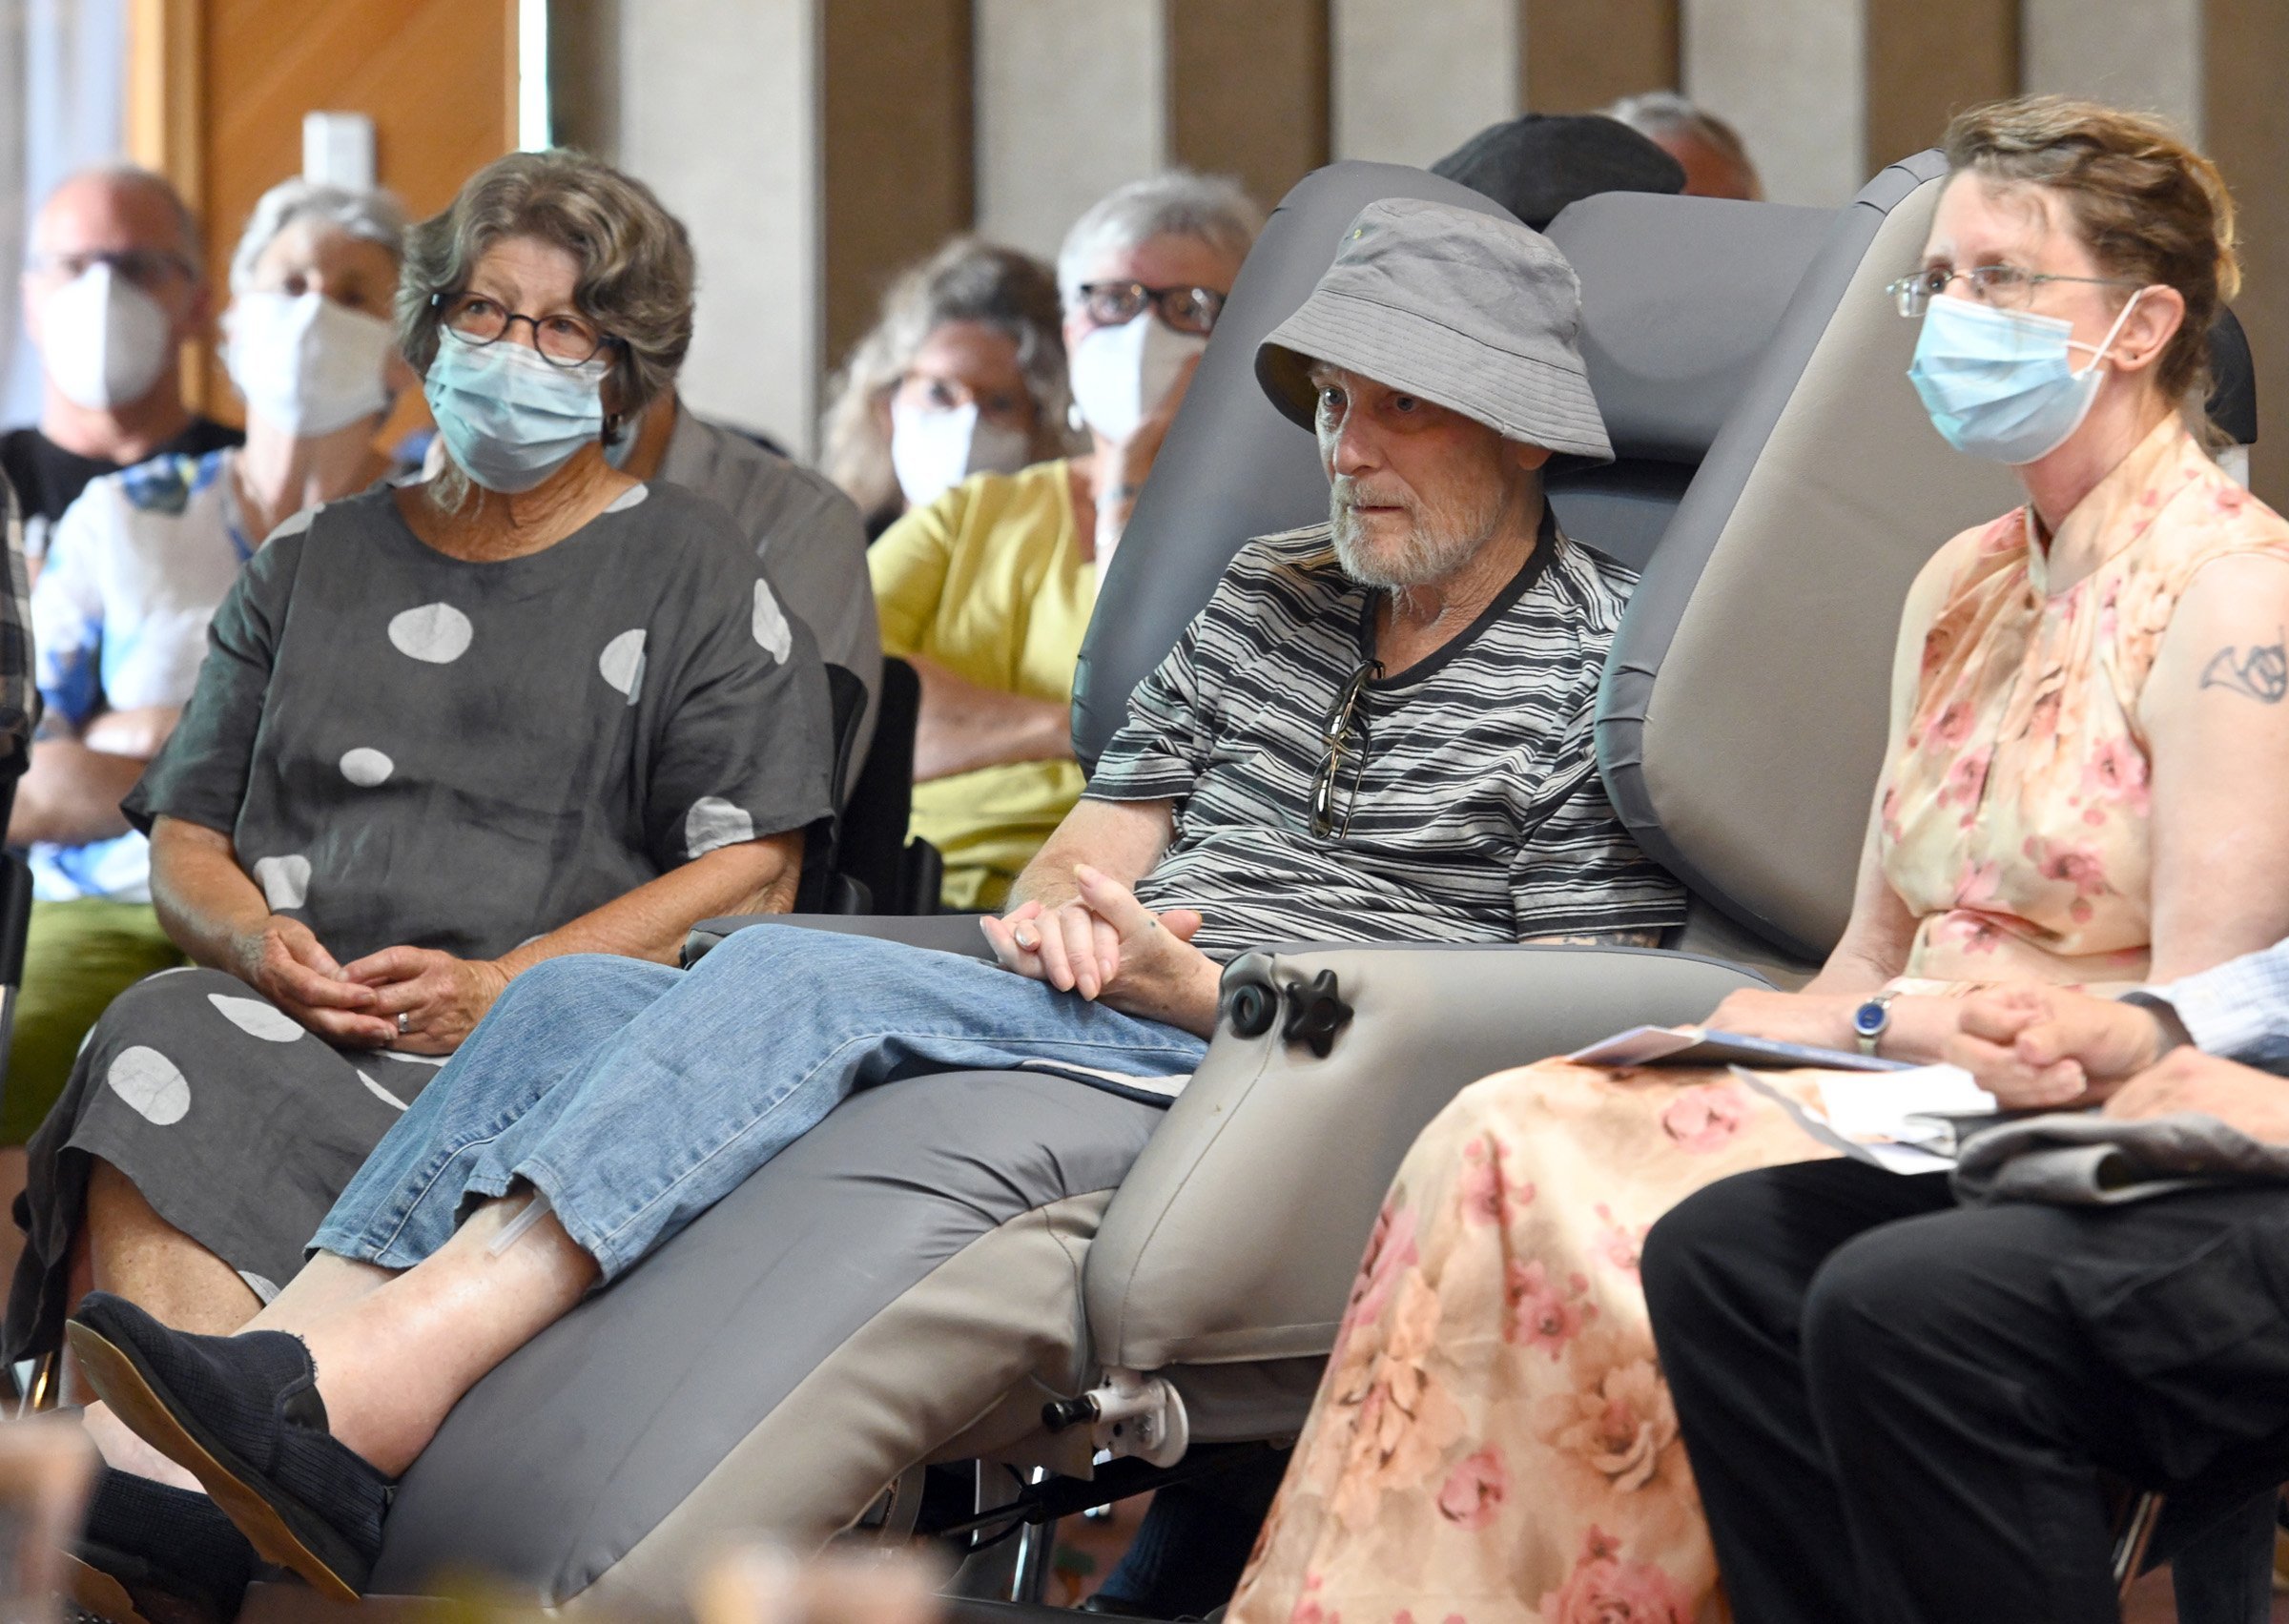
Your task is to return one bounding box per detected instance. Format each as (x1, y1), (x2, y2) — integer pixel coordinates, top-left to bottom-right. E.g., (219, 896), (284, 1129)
(1852, 1001), (1887, 1037)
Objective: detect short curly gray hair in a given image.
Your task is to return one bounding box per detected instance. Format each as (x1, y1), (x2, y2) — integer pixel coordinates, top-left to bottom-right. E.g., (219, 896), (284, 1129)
(229, 178), (407, 295)
(397, 149), (695, 441)
(1054, 171), (1262, 306)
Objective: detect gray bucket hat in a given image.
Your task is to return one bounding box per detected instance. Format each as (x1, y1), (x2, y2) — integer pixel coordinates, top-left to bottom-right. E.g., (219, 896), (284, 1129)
(1256, 196), (1613, 464)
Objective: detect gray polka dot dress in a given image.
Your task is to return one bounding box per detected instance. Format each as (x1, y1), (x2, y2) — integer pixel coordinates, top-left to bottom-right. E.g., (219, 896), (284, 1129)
(5, 481), (834, 1358)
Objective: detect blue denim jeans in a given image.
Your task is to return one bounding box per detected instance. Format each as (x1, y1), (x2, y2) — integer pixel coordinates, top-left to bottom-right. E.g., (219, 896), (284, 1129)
(310, 928), (1208, 1281)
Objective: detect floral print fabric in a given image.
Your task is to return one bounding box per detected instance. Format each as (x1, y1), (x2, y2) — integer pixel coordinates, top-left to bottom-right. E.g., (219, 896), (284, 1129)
(1231, 1064), (1821, 1624)
(1886, 416), (2289, 984)
(1227, 420), (2289, 1624)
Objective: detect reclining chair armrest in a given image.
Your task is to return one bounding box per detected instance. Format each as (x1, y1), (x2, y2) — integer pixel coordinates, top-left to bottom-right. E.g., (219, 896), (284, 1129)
(1085, 942), (1770, 1372)
(682, 912), (995, 967)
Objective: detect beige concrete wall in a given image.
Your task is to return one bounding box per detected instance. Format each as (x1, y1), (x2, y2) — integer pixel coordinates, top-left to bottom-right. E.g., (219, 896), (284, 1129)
(1330, 0), (1518, 166)
(1521, 0), (1679, 113)
(1167, 0), (1329, 213)
(1682, 0), (1864, 205)
(975, 0), (1165, 260)
(2023, 0), (2204, 137)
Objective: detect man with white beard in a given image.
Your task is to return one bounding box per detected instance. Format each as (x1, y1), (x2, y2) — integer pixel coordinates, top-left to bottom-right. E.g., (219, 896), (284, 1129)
(67, 197), (1686, 1605)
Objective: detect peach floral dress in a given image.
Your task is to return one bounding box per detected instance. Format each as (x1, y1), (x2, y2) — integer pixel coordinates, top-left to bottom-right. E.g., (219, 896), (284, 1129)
(1226, 418), (2289, 1624)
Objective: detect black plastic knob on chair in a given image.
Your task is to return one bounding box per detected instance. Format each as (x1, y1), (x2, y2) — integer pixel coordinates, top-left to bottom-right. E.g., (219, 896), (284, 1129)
(1280, 970), (1353, 1058)
(1041, 1395), (1099, 1433)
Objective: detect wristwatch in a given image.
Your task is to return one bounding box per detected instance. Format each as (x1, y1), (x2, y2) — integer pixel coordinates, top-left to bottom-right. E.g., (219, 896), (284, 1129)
(1851, 989), (1902, 1057)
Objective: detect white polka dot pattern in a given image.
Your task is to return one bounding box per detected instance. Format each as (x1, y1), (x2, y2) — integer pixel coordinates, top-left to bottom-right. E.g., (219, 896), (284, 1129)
(685, 795), (756, 857)
(388, 603), (474, 664)
(604, 483), (650, 512)
(253, 854), (312, 910)
(209, 995), (305, 1042)
(108, 1047), (191, 1124)
(340, 748), (395, 787)
(599, 628), (647, 702)
(357, 1070), (410, 1111)
(753, 581), (792, 664)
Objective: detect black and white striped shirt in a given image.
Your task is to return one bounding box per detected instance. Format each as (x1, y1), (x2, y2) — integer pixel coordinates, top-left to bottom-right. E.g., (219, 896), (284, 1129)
(1088, 517), (1684, 959)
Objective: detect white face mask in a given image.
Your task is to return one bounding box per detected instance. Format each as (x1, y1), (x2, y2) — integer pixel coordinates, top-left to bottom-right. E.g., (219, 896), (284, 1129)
(223, 290), (397, 436)
(889, 399), (1031, 507)
(1068, 315), (1207, 444)
(39, 262), (174, 410)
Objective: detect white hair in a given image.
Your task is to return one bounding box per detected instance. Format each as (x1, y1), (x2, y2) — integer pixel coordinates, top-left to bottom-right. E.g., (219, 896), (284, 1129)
(1054, 171), (1264, 307)
(1603, 92), (1753, 167)
(228, 178), (408, 295)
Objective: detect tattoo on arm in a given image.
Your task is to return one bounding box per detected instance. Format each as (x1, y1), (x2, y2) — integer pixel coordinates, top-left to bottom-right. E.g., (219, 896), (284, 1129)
(2198, 631), (2288, 704)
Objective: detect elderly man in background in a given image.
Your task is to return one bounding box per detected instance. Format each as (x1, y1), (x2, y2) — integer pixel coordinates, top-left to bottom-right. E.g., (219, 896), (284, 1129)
(4, 167), (240, 569)
(611, 389), (882, 767)
(69, 196), (1685, 1601)
(1607, 90), (1764, 200)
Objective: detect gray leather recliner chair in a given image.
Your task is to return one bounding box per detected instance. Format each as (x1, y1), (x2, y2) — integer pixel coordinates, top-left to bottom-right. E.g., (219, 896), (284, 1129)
(309, 150), (2216, 1612)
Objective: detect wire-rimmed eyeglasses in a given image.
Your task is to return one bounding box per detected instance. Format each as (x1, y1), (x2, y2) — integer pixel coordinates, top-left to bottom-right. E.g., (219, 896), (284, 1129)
(432, 291), (621, 367)
(1309, 655), (1382, 839)
(1885, 264), (2144, 319)
(1075, 280), (1227, 337)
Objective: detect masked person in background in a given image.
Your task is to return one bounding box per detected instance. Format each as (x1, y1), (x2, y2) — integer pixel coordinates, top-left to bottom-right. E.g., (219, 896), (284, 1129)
(871, 173), (1260, 909)
(1, 179), (413, 1282)
(3, 167), (242, 573)
(820, 236), (1073, 539)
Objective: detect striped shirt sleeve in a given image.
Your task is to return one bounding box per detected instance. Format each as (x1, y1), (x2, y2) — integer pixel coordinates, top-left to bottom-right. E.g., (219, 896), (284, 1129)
(2135, 939), (2289, 1072)
(1085, 569), (1232, 805)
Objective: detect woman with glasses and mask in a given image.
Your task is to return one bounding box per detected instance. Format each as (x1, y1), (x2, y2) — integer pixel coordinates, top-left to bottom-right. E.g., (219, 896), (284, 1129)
(820, 236), (1073, 540)
(10, 150), (832, 1621)
(1224, 96), (2289, 1624)
(4, 177), (411, 1252)
(871, 173), (1261, 910)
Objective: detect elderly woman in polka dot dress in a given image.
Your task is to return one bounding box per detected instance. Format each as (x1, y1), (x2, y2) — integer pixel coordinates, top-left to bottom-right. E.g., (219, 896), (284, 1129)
(8, 150), (831, 1532)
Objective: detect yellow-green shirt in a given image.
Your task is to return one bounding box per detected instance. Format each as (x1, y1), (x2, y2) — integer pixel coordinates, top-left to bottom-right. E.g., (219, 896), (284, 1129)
(870, 461), (1096, 909)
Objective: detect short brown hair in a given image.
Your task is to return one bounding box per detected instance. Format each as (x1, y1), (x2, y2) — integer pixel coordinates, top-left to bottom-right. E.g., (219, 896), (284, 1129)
(1943, 95), (2239, 404)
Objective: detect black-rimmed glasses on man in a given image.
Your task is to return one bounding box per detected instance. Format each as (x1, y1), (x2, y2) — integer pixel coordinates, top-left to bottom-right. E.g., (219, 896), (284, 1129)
(1309, 655), (1382, 839)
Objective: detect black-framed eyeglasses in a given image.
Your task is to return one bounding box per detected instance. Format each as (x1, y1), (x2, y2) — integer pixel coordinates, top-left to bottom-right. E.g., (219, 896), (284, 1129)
(1309, 655), (1382, 839)
(29, 248), (196, 289)
(1076, 280), (1226, 337)
(1885, 264), (2144, 319)
(431, 291), (620, 367)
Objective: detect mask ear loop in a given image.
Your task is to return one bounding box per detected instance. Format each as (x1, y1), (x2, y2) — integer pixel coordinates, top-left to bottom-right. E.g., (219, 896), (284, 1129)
(2066, 286), (2150, 380)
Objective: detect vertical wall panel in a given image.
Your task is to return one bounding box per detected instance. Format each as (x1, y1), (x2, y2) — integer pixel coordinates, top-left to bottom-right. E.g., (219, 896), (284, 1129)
(1863, 0), (2015, 170)
(1683, 0), (1864, 205)
(2205, 0), (2289, 505)
(618, 0), (819, 452)
(1330, 0), (1516, 166)
(2022, 0), (2203, 138)
(975, 0), (1163, 260)
(1521, 0), (1678, 114)
(1166, 0), (1328, 212)
(821, 0), (971, 377)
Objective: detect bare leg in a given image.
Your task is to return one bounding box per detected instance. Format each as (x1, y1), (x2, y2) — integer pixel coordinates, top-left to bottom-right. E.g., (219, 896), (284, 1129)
(83, 1161), (258, 1335)
(82, 1402), (200, 1491)
(244, 1252), (396, 1338)
(64, 1161), (263, 1492)
(292, 1193), (597, 1476)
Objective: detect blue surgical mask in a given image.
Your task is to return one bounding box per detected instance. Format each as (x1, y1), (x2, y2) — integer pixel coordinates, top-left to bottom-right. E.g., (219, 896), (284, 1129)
(423, 332), (608, 492)
(1907, 288), (2145, 465)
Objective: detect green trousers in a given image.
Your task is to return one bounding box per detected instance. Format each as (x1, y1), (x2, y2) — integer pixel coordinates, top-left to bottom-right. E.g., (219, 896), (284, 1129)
(3, 900), (186, 1145)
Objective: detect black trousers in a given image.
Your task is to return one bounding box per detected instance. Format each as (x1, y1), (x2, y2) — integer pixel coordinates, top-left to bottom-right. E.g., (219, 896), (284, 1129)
(1639, 1160), (2289, 1624)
